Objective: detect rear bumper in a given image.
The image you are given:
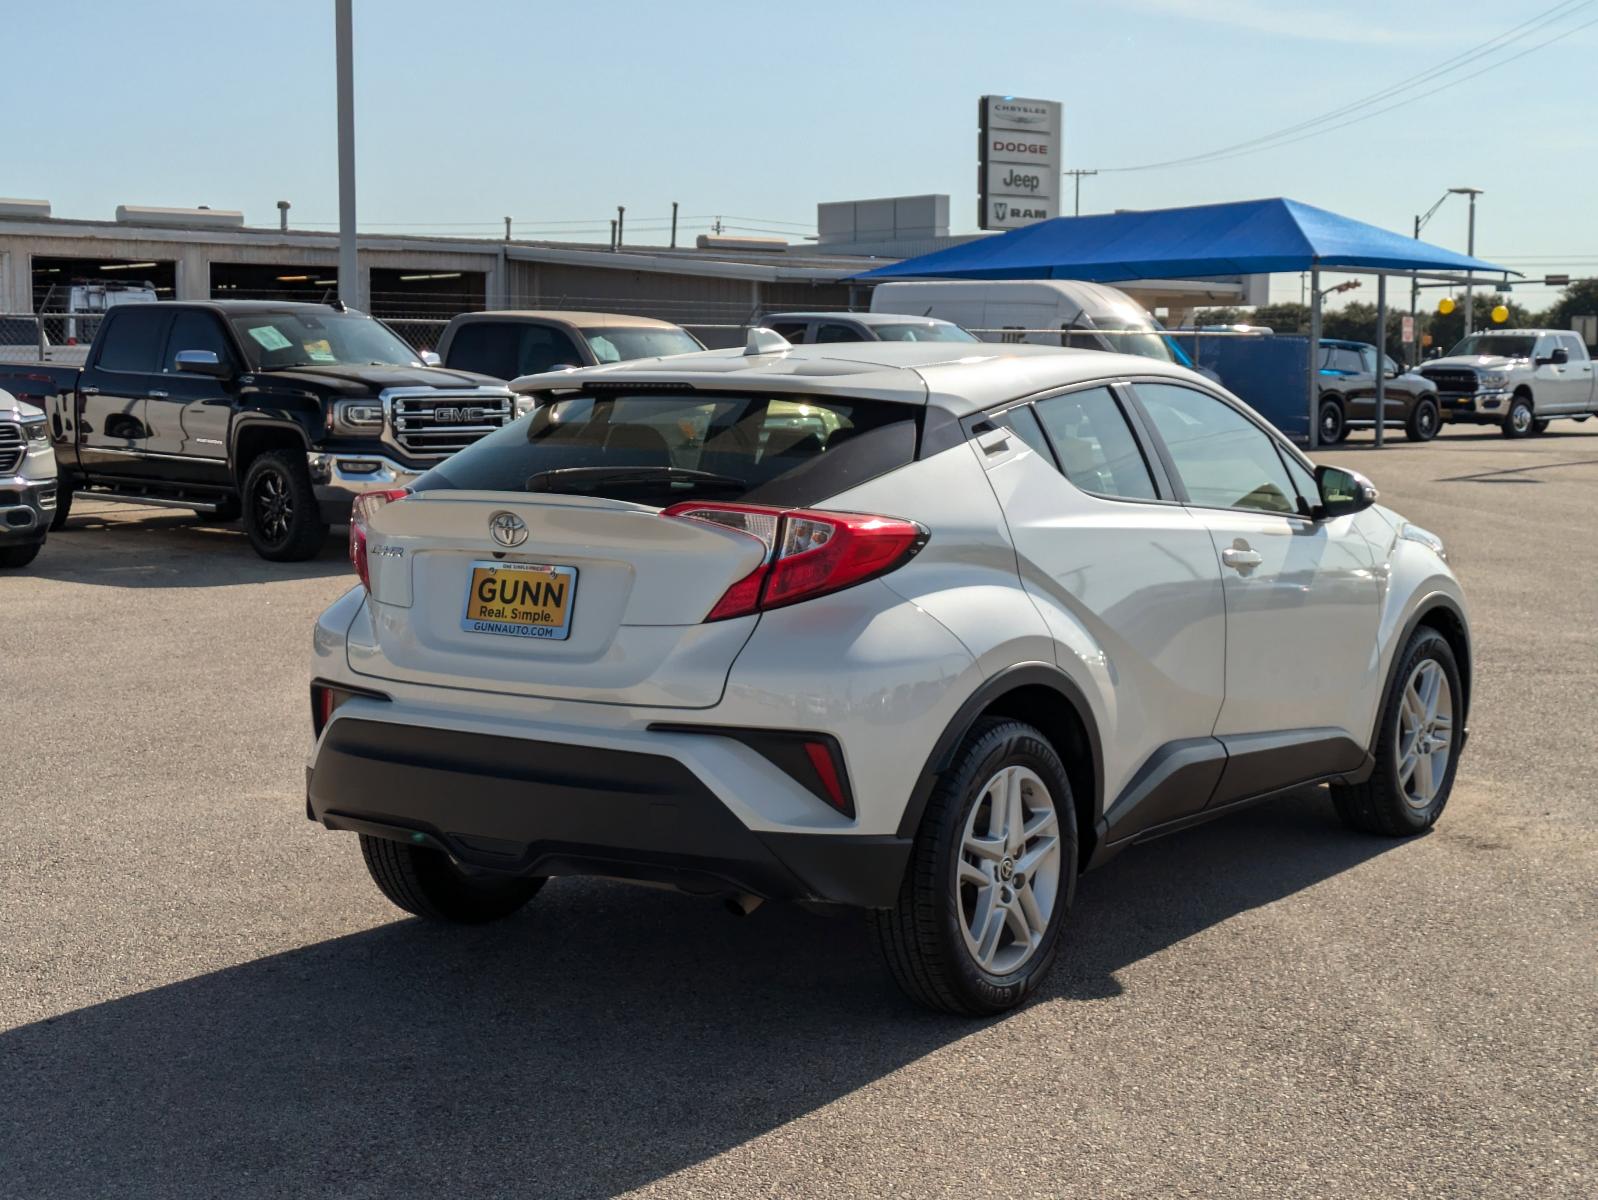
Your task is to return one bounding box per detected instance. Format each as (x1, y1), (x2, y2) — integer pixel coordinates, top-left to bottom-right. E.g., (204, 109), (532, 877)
(0, 474), (55, 544)
(307, 716), (910, 908)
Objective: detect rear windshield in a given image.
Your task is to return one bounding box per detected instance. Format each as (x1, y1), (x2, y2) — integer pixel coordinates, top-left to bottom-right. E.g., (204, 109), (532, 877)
(415, 390), (919, 508)
(584, 327), (703, 362)
(871, 323), (979, 343)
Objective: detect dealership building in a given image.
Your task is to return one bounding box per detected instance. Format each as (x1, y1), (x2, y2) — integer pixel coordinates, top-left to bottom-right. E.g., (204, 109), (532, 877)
(0, 194), (1266, 347)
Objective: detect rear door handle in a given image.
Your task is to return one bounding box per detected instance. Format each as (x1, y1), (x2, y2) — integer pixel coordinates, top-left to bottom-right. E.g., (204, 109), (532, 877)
(1221, 547), (1263, 570)
(81, 386), (100, 395)
(147, 390), (169, 399)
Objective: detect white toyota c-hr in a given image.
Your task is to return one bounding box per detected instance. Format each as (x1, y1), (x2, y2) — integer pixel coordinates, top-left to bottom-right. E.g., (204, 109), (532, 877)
(306, 335), (1470, 1015)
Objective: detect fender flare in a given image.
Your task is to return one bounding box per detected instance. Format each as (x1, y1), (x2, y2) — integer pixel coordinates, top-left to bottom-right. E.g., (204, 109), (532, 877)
(229, 415), (312, 471)
(1370, 592), (1471, 754)
(895, 662), (1104, 840)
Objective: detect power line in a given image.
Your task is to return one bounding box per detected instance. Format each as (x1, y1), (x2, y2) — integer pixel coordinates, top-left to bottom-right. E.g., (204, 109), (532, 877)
(1102, 0), (1596, 172)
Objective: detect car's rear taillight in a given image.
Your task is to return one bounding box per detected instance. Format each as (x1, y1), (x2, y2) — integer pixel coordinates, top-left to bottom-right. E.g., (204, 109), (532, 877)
(349, 488), (411, 592)
(663, 502), (927, 621)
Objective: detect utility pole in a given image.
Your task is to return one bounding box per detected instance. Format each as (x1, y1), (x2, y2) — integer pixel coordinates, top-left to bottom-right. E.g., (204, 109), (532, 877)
(1062, 169), (1097, 217)
(334, 0), (360, 310)
(670, 202), (678, 249)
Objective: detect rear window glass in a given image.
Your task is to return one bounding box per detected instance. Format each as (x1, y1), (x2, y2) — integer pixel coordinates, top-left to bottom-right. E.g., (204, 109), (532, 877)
(444, 322), (584, 379)
(871, 323), (979, 343)
(583, 327), (702, 363)
(415, 390), (918, 508)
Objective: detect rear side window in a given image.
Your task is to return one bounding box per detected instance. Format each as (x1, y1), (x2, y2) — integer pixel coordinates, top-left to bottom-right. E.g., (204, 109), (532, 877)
(445, 322), (584, 378)
(95, 307), (171, 373)
(417, 390), (919, 508)
(816, 323), (864, 343)
(1034, 387), (1157, 500)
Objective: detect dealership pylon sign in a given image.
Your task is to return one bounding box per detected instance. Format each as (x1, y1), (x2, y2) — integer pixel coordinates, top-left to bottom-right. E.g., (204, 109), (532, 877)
(978, 95), (1062, 231)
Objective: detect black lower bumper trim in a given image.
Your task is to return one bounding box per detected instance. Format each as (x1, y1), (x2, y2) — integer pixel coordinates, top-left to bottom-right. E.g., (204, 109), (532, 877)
(308, 718), (909, 908)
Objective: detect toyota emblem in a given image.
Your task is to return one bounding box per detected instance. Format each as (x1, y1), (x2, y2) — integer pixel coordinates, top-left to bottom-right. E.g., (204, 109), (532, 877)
(488, 511), (528, 548)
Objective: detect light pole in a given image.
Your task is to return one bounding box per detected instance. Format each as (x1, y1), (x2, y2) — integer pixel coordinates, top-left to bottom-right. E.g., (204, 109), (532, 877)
(335, 0), (361, 310)
(1455, 187), (1483, 337)
(1410, 187), (1480, 361)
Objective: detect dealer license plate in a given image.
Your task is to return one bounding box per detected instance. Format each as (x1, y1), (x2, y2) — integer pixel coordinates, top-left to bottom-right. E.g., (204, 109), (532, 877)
(461, 561), (577, 640)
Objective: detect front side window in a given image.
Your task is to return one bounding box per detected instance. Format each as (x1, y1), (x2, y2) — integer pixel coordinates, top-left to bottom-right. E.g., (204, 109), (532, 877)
(1135, 382), (1299, 516)
(416, 390), (917, 509)
(162, 311), (235, 373)
(1035, 387), (1158, 500)
(228, 311), (421, 370)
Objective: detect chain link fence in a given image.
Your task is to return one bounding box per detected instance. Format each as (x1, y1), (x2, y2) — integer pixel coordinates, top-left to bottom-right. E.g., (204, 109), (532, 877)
(0, 312), (104, 364)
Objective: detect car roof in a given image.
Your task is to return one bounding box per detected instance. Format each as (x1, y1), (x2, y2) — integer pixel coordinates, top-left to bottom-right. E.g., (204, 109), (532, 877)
(448, 310), (686, 332)
(508, 340), (1208, 415)
(762, 311), (962, 327)
(152, 299), (347, 315)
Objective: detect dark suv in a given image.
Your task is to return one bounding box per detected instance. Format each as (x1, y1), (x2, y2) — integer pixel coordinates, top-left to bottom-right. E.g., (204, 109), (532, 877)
(1316, 339), (1441, 443)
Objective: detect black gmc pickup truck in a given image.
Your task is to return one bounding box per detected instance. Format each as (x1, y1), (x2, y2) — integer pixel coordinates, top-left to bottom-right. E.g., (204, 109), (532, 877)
(0, 300), (515, 560)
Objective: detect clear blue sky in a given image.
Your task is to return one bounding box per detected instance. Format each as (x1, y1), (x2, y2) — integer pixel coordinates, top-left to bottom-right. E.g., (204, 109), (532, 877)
(7, 0), (1597, 306)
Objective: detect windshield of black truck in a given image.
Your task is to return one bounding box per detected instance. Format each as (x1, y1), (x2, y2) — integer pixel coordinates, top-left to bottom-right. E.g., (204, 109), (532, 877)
(414, 391), (918, 508)
(228, 312), (422, 370)
(1448, 334), (1537, 359)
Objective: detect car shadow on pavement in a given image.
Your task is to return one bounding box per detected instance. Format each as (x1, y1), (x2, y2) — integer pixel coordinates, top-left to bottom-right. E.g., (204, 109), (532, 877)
(28, 505), (350, 587)
(0, 790), (1399, 1198)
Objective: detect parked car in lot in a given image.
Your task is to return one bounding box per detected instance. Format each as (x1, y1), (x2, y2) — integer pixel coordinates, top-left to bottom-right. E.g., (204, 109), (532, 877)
(1315, 338), (1442, 443)
(0, 300), (514, 560)
(306, 338), (1472, 1015)
(1418, 329), (1598, 437)
(435, 311), (704, 380)
(0, 387), (58, 567)
(760, 311), (980, 344)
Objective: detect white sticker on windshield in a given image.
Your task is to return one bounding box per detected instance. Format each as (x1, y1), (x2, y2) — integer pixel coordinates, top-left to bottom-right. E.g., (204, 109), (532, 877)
(247, 325), (295, 352)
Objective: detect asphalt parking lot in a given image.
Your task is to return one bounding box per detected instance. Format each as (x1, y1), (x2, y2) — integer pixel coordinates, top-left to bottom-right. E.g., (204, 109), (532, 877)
(2, 424), (1594, 1199)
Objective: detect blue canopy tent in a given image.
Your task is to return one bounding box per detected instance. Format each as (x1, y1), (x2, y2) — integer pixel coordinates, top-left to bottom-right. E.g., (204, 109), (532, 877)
(856, 198), (1513, 447)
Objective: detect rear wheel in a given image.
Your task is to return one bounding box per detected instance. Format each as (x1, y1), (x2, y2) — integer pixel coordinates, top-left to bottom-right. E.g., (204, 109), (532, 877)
(1319, 398), (1347, 445)
(873, 717), (1077, 1016)
(359, 834), (545, 923)
(0, 541), (42, 568)
(1501, 395), (1535, 438)
(242, 449), (327, 561)
(1405, 397), (1440, 442)
(1330, 628), (1462, 836)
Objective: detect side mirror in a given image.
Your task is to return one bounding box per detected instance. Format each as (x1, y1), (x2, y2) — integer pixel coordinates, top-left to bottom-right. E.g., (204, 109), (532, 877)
(1550, 347), (1569, 365)
(174, 349), (232, 379)
(1316, 465), (1379, 519)
(420, 350), (442, 367)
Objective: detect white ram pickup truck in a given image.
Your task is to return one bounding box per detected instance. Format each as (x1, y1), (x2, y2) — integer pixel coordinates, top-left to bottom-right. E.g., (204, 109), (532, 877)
(0, 387), (58, 568)
(1418, 329), (1598, 438)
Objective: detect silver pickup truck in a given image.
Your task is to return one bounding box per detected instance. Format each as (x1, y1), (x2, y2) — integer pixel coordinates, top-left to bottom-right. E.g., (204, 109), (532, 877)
(1418, 329), (1598, 438)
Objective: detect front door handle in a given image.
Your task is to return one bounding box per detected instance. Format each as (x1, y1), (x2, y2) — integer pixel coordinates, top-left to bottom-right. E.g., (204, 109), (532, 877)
(147, 390), (169, 399)
(1221, 546), (1263, 571)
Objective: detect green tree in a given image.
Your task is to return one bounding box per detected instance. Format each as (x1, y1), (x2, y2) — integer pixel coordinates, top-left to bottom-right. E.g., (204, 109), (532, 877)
(1423, 293), (1535, 354)
(1538, 278), (1598, 338)
(1244, 302), (1311, 334)
(1188, 306), (1245, 327)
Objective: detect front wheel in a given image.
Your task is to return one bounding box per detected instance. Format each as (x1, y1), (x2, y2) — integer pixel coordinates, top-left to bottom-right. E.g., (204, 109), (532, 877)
(1532, 419), (1550, 434)
(241, 449), (328, 561)
(1405, 398), (1440, 442)
(1501, 396), (1535, 438)
(1330, 628), (1462, 836)
(873, 718), (1077, 1016)
(359, 834), (545, 923)
(1318, 399), (1347, 445)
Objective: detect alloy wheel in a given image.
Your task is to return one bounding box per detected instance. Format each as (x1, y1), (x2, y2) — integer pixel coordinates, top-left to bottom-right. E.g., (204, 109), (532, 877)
(1396, 659), (1453, 810)
(955, 765), (1062, 975)
(1512, 404), (1533, 434)
(254, 469), (293, 544)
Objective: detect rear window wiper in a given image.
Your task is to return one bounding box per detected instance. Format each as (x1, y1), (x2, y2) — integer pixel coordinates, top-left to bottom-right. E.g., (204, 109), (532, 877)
(525, 466), (747, 494)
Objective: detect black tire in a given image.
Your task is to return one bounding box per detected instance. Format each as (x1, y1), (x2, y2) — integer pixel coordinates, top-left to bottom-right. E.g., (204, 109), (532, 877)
(1532, 419), (1550, 434)
(1405, 397), (1440, 442)
(241, 449), (327, 561)
(873, 717), (1078, 1016)
(1318, 398), (1347, 445)
(48, 480), (72, 531)
(1330, 628), (1463, 837)
(1501, 394), (1535, 438)
(359, 834), (545, 923)
(0, 541), (42, 568)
